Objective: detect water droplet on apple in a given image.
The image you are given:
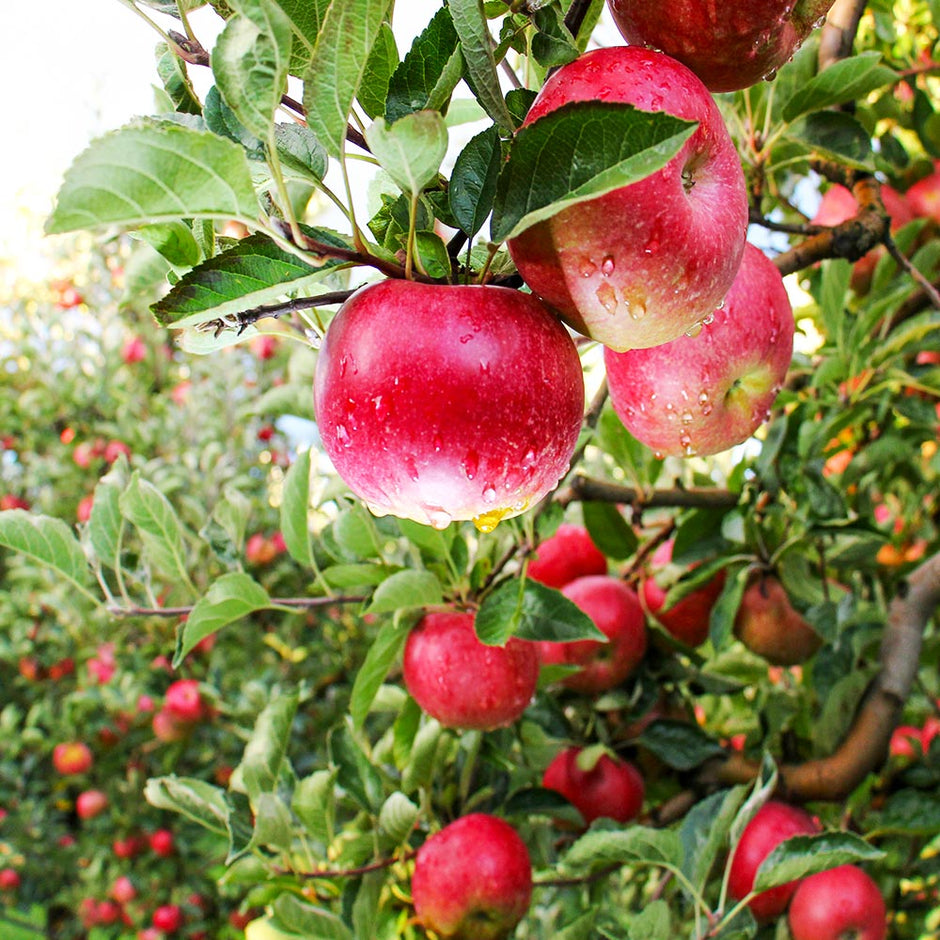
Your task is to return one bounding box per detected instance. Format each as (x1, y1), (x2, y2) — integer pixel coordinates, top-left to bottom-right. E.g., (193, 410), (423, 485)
(522, 449), (536, 468)
(462, 450), (479, 480)
(716, 298), (726, 310)
(813, 15), (827, 28)
(373, 395), (390, 421)
(405, 456), (419, 482)
(649, 392), (658, 402)
(472, 506), (510, 533)
(579, 259), (597, 278)
(644, 237), (660, 255)
(679, 431), (694, 450)
(628, 297), (647, 320)
(653, 450), (665, 460)
(335, 424), (351, 447)
(426, 507), (452, 530)
(432, 434), (443, 452)
(479, 360), (490, 375)
(365, 501), (389, 518)
(702, 403), (713, 416)
(595, 283), (618, 314)
(681, 410), (694, 424)
(601, 255), (616, 276)
(763, 68), (778, 81)
(685, 321), (704, 338)
(702, 312), (715, 325)
(482, 485), (497, 504)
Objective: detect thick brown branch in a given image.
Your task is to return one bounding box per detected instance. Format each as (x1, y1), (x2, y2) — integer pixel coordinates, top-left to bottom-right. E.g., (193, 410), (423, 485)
(697, 551), (940, 802)
(817, 0), (868, 72)
(559, 475), (739, 511)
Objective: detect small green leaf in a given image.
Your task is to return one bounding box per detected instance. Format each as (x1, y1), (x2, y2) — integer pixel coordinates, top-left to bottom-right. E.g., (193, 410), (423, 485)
(365, 111), (448, 196)
(46, 119), (258, 234)
(274, 123), (328, 183)
(250, 792), (294, 852)
(145, 775), (231, 839)
(531, 5), (579, 68)
(359, 22), (399, 119)
(366, 570), (443, 615)
(238, 691), (300, 802)
(0, 510), (94, 596)
(136, 221), (203, 268)
(273, 895), (353, 940)
(680, 786), (749, 889)
(293, 769), (336, 844)
(119, 473), (191, 584)
(491, 102), (696, 243)
(329, 722), (385, 812)
(269, 0), (333, 73)
(475, 578), (605, 645)
(709, 563), (750, 650)
(87, 481), (123, 570)
(414, 231), (452, 280)
(639, 719), (726, 772)
(350, 618), (409, 729)
(565, 824), (683, 870)
(174, 572), (274, 665)
(628, 899), (672, 939)
(449, 125), (502, 237)
(582, 501), (636, 560)
(378, 792), (419, 847)
(280, 450), (314, 568)
(790, 111), (873, 169)
(782, 53), (896, 122)
(754, 832), (885, 892)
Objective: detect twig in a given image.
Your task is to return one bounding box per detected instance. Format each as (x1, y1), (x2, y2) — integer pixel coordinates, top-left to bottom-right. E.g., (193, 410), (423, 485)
(107, 596), (368, 618)
(817, 0), (868, 72)
(884, 233), (940, 312)
(558, 476), (739, 511)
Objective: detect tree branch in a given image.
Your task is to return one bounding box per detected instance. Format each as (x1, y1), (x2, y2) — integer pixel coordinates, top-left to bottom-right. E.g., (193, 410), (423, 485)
(697, 551), (940, 802)
(558, 475), (739, 511)
(817, 0), (868, 72)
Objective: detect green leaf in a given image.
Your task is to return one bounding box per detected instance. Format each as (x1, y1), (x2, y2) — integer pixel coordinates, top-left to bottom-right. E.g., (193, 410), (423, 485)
(364, 111), (449, 196)
(754, 832), (885, 892)
(366, 570), (443, 615)
(531, 5), (579, 68)
(709, 563), (750, 650)
(582, 501), (636, 560)
(87, 480), (123, 570)
(280, 449), (314, 568)
(638, 719), (726, 772)
(565, 824), (683, 870)
(414, 231), (452, 280)
(301, 0), (395, 158)
(359, 22), (399, 119)
(350, 618), (409, 728)
(386, 6), (462, 122)
(449, 0), (515, 133)
(238, 691), (300, 802)
(118, 473), (191, 584)
(156, 42), (202, 114)
(329, 722), (384, 812)
(174, 572), (274, 665)
(250, 792), (294, 852)
(628, 899), (672, 939)
(46, 119), (258, 234)
(274, 123), (329, 183)
(790, 111), (873, 169)
(449, 125), (502, 237)
(491, 102), (696, 243)
(145, 775), (232, 839)
(212, 0), (293, 139)
(269, 0), (333, 73)
(680, 786), (749, 889)
(293, 769), (336, 844)
(378, 792), (419, 847)
(151, 229), (349, 328)
(204, 84), (266, 157)
(782, 52), (896, 122)
(273, 895), (353, 940)
(0, 510), (94, 596)
(475, 578), (605, 645)
(136, 221), (204, 268)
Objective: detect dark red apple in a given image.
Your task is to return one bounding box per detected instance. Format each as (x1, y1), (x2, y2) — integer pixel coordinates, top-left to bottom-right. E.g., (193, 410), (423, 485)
(788, 865), (887, 940)
(606, 0), (837, 92)
(403, 611), (539, 730)
(734, 575), (822, 666)
(314, 280), (585, 531)
(412, 814), (532, 940)
(527, 523), (607, 589)
(605, 243), (794, 458)
(0, 868), (21, 891)
(728, 800), (821, 922)
(152, 904), (184, 933)
(542, 746), (644, 825)
(53, 741), (93, 775)
(149, 828), (175, 857)
(641, 539), (725, 647)
(76, 789), (109, 820)
(507, 46), (747, 352)
(537, 575), (647, 694)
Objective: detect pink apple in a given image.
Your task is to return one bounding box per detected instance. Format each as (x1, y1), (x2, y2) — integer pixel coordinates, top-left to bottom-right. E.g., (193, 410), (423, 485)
(507, 46), (747, 352)
(537, 575), (647, 694)
(641, 539), (726, 647)
(152, 708), (190, 742)
(734, 575), (823, 666)
(76, 789), (109, 820)
(110, 876), (137, 905)
(728, 800), (821, 922)
(77, 493), (94, 523)
(412, 814), (532, 940)
(403, 611), (539, 730)
(788, 865), (887, 940)
(606, 0), (836, 92)
(907, 168), (940, 223)
(164, 679), (206, 724)
(152, 904), (184, 933)
(0, 868), (21, 891)
(53, 741), (93, 775)
(542, 746), (644, 825)
(605, 243), (793, 457)
(121, 336), (147, 364)
(527, 523), (607, 589)
(314, 280), (585, 530)
(104, 440), (131, 464)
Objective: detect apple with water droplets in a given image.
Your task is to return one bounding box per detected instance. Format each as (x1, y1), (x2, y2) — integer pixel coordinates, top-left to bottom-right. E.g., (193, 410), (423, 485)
(314, 280), (584, 530)
(507, 45), (747, 352)
(542, 746), (645, 825)
(412, 814), (532, 940)
(788, 865), (887, 940)
(403, 610), (539, 730)
(606, 0), (837, 92)
(605, 242), (793, 457)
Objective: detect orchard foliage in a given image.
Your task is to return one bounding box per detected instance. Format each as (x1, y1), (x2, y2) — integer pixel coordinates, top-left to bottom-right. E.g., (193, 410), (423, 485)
(2, 0), (940, 938)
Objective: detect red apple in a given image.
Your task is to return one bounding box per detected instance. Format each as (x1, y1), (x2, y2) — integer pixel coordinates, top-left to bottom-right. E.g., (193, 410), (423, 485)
(245, 532), (280, 565)
(606, 0), (836, 92)
(507, 46), (747, 352)
(788, 865), (887, 940)
(104, 440), (131, 464)
(95, 900), (123, 926)
(164, 679), (206, 724)
(121, 336), (147, 364)
(412, 814), (532, 940)
(314, 280), (584, 531)
(152, 708), (189, 742)
(113, 834), (146, 860)
(0, 868), (21, 891)
(0, 495), (30, 511)
(542, 747), (644, 825)
(76, 789), (109, 820)
(149, 828), (175, 857)
(728, 800), (821, 922)
(890, 724), (923, 760)
(53, 741), (93, 775)
(907, 168), (940, 223)
(604, 243), (793, 458)
(250, 334), (280, 359)
(110, 876), (137, 905)
(641, 539), (726, 647)
(152, 904), (184, 933)
(734, 575), (822, 666)
(403, 611), (539, 730)
(537, 575), (647, 694)
(526, 524), (607, 589)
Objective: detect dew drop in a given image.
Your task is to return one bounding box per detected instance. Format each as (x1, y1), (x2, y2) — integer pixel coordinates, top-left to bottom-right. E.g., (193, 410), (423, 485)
(628, 297), (647, 321)
(473, 506), (511, 534)
(702, 403), (714, 416)
(702, 312), (715, 326)
(595, 282), (619, 314)
(339, 355), (348, 378)
(601, 255), (616, 276)
(432, 434), (443, 453)
(685, 321), (704, 338)
(373, 395), (390, 422)
(699, 391), (709, 404)
(681, 410), (694, 424)
(335, 424), (351, 447)
(482, 485), (497, 504)
(643, 237), (660, 256)
(426, 507), (452, 530)
(462, 450), (479, 481)
(763, 68), (778, 82)
(405, 456), (419, 482)
(365, 501), (389, 518)
(522, 449), (536, 468)
(479, 360), (491, 375)
(653, 451), (665, 460)
(579, 259), (598, 278)
(679, 430), (693, 448)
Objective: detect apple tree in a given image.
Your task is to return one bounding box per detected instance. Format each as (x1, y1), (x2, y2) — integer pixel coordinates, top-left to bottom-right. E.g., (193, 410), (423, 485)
(3, 0), (940, 937)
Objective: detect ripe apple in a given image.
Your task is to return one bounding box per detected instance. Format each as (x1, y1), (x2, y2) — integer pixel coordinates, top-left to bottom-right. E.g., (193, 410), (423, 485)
(113, 834), (146, 860)
(728, 799), (821, 922)
(641, 539), (725, 647)
(606, 0), (836, 92)
(906, 167), (940, 223)
(604, 243), (794, 458)
(734, 575), (822, 666)
(53, 741), (93, 775)
(403, 611), (539, 730)
(152, 708), (189, 742)
(0, 495), (30, 511)
(121, 336), (147, 364)
(164, 679), (206, 724)
(76, 789), (109, 820)
(110, 876), (137, 905)
(149, 828), (175, 857)
(314, 280), (585, 531)
(542, 746), (644, 825)
(507, 45), (747, 352)
(0, 868), (21, 891)
(788, 865), (887, 940)
(412, 814), (532, 940)
(152, 904), (184, 933)
(526, 523), (607, 588)
(537, 575), (647, 694)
